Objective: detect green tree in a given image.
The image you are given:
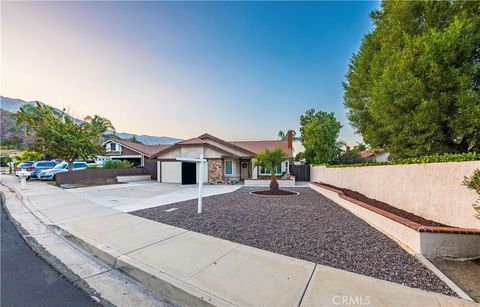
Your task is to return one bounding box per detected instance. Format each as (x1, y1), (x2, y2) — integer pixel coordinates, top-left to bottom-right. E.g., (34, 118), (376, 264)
(253, 148), (289, 191)
(299, 109), (342, 164)
(344, 1), (480, 158)
(294, 151), (305, 161)
(13, 150), (42, 165)
(128, 136), (142, 144)
(15, 102), (114, 170)
(352, 142), (368, 153)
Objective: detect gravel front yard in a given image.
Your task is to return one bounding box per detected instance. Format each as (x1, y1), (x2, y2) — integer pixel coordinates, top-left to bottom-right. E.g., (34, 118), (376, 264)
(132, 187), (456, 296)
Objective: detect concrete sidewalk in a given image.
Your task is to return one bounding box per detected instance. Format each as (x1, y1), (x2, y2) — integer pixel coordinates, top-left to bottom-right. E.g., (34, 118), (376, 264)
(2, 175), (477, 307)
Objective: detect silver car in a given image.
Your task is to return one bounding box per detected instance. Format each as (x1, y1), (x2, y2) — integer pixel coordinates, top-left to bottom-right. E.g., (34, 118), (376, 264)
(37, 162), (88, 180)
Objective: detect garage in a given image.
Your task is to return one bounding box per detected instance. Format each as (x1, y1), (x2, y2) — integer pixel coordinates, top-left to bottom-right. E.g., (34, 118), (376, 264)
(181, 162), (196, 185)
(160, 162), (181, 183)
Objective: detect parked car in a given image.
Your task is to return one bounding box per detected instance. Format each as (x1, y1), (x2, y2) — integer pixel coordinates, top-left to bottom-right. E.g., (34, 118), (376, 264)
(28, 161), (58, 179)
(15, 161), (35, 177)
(37, 162), (89, 181)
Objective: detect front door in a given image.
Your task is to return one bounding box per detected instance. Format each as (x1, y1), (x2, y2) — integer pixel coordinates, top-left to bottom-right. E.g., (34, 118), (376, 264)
(182, 162), (196, 184)
(240, 160), (249, 180)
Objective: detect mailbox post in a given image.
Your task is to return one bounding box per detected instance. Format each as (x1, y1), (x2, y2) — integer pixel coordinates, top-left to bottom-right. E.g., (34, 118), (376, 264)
(176, 154), (206, 214)
(18, 170), (29, 190)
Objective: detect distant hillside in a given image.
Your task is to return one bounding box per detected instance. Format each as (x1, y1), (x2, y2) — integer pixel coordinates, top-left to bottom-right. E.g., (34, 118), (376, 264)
(0, 108), (35, 148)
(0, 96), (181, 147)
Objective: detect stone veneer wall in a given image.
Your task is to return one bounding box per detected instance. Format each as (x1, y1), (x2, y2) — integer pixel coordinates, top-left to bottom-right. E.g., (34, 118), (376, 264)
(208, 159), (224, 184)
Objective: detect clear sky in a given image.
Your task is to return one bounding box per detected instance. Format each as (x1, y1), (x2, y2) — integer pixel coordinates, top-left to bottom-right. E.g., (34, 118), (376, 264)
(1, 1), (379, 144)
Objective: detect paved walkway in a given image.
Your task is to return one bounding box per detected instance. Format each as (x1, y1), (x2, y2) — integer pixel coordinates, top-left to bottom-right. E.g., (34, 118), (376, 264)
(65, 181), (242, 212)
(1, 175), (477, 307)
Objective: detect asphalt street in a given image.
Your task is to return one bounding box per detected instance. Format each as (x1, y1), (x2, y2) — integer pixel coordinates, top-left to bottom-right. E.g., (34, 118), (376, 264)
(1, 206), (99, 307)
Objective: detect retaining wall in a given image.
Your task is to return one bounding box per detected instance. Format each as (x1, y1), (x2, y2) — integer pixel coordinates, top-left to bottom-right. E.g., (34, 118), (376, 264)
(311, 161), (480, 229)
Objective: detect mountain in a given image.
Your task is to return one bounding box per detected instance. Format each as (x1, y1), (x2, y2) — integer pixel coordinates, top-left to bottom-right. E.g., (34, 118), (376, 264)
(112, 133), (179, 145)
(0, 96), (181, 146)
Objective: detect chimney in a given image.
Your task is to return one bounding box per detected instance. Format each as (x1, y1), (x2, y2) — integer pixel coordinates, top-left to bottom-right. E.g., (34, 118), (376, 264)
(287, 130), (293, 149)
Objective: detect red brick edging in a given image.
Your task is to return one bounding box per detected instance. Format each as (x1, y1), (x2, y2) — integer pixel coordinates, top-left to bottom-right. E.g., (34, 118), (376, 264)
(312, 182), (480, 235)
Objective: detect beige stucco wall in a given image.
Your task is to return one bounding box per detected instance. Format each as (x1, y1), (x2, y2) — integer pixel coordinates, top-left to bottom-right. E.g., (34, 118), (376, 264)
(311, 161), (480, 229)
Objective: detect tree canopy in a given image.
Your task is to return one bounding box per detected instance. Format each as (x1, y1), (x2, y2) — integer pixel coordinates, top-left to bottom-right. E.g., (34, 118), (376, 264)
(15, 102), (114, 169)
(299, 109), (342, 164)
(344, 1), (480, 158)
(254, 148), (289, 191)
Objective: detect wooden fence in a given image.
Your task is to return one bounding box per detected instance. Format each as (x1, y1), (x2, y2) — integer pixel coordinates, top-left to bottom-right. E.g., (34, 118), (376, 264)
(289, 164), (310, 181)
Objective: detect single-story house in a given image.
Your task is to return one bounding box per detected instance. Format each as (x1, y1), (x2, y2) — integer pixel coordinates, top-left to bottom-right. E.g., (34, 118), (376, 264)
(150, 132), (294, 184)
(102, 138), (170, 179)
(360, 149), (390, 162)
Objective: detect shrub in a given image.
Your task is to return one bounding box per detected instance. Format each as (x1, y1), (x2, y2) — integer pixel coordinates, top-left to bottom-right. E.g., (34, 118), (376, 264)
(13, 150), (42, 166)
(103, 159), (134, 169)
(322, 152), (480, 168)
(463, 169), (480, 220)
(331, 151), (367, 165)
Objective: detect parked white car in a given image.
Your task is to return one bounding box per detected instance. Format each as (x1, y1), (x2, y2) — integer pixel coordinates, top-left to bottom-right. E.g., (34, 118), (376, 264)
(37, 162), (88, 180)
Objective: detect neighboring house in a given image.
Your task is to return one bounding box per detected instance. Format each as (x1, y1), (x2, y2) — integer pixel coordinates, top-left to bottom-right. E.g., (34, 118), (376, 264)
(360, 149), (390, 162)
(102, 138), (171, 180)
(150, 132), (294, 184)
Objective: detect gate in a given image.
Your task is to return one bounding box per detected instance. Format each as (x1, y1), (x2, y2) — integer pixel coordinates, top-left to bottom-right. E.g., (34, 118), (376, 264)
(289, 164), (310, 181)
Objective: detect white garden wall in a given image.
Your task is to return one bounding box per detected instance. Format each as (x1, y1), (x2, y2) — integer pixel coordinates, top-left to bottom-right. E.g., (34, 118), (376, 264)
(311, 161), (480, 229)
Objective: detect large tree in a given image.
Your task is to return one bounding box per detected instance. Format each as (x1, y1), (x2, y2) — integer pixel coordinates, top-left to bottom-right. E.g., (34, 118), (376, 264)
(299, 109), (342, 164)
(344, 1), (480, 158)
(15, 102), (114, 170)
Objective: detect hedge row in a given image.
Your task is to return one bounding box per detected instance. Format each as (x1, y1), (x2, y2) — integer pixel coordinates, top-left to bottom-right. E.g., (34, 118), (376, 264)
(321, 152), (480, 168)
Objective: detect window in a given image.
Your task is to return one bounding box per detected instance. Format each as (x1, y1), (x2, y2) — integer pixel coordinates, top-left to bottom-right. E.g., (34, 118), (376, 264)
(259, 164), (282, 175)
(225, 160), (233, 175)
(109, 143), (117, 151)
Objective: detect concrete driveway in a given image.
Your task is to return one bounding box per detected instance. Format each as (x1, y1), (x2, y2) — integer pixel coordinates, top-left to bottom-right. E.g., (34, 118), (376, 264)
(65, 181), (242, 212)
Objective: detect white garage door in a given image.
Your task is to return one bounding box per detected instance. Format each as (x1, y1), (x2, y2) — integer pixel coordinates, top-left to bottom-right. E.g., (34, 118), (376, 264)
(161, 162), (181, 183)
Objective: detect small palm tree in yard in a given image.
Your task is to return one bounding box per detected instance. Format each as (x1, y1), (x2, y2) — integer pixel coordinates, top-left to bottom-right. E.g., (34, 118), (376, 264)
(254, 148), (289, 191)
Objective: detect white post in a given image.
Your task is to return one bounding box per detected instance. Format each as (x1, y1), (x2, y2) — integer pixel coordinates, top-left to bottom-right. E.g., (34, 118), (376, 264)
(198, 154), (204, 214)
(21, 177), (27, 189)
(19, 170), (28, 190)
(175, 155), (207, 214)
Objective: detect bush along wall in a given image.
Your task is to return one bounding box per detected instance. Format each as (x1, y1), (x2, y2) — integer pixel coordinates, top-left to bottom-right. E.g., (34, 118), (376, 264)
(321, 152), (480, 168)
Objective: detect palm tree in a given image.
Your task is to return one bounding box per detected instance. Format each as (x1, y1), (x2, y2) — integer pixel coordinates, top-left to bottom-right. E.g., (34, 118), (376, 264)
(253, 148), (289, 191)
(277, 130), (300, 141)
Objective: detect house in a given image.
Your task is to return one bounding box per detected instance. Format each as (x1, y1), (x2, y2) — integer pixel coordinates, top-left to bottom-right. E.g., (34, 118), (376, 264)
(102, 138), (171, 180)
(359, 149), (390, 162)
(150, 132), (294, 184)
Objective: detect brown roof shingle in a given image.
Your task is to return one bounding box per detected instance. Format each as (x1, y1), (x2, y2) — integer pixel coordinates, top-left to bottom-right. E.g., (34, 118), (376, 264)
(231, 140), (292, 157)
(109, 138), (172, 156)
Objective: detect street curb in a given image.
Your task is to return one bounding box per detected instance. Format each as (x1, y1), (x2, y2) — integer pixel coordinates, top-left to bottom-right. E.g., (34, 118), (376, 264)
(0, 186), (114, 307)
(52, 224), (226, 307)
(0, 190), (108, 306)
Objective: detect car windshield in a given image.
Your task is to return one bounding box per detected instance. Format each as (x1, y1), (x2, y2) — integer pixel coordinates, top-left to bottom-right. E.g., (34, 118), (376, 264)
(53, 164), (68, 169)
(18, 162), (34, 167)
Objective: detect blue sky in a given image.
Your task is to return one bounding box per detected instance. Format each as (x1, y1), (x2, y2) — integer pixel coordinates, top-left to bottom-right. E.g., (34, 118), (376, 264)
(2, 1), (380, 144)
